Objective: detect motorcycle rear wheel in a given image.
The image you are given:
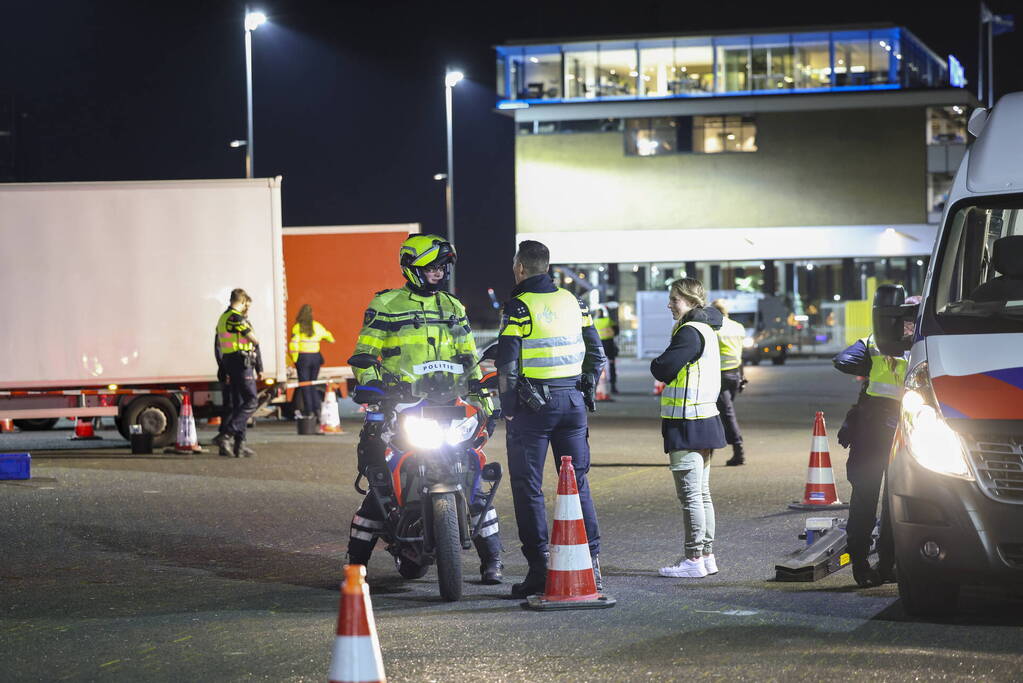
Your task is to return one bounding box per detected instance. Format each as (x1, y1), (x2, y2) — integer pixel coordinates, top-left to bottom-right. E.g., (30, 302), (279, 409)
(432, 493), (463, 601)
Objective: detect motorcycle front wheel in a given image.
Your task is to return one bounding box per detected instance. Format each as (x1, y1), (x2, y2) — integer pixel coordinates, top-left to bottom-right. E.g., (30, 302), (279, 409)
(432, 493), (463, 601)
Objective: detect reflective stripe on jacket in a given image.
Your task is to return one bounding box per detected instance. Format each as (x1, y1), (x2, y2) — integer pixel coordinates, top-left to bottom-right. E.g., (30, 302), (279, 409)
(511, 289), (586, 380)
(862, 335), (908, 400)
(594, 316), (615, 341)
(216, 308), (255, 355)
(717, 316), (746, 371)
(289, 320), (335, 362)
(661, 321), (721, 420)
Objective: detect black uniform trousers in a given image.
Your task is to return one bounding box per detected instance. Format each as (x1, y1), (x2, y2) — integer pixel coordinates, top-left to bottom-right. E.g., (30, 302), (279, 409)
(716, 369), (743, 446)
(216, 362), (234, 420)
(845, 407), (896, 572)
(218, 352), (258, 438)
(347, 425), (501, 566)
(295, 352), (324, 418)
(601, 339), (618, 391)
(506, 387), (601, 566)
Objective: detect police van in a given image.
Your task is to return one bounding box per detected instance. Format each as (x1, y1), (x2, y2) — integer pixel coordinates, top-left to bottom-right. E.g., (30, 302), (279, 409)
(873, 92), (1023, 616)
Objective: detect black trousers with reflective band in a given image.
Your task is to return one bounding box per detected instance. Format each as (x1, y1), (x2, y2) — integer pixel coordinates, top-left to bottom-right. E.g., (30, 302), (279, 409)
(716, 369), (743, 446)
(218, 353), (258, 438)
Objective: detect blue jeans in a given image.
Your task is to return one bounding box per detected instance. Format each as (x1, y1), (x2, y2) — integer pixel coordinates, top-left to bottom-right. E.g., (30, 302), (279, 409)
(669, 449), (715, 559)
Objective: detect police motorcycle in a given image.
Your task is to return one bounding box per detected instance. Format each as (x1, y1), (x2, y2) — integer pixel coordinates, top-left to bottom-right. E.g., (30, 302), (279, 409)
(349, 353), (501, 602)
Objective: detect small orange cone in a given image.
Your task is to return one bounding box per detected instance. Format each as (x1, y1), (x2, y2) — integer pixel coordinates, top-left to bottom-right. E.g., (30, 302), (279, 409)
(788, 412), (848, 510)
(319, 384), (344, 434)
(167, 393), (203, 454)
(653, 380), (665, 396)
(329, 564), (386, 683)
(595, 369), (612, 402)
(69, 416), (100, 440)
(524, 456), (616, 611)
(0, 418), (16, 433)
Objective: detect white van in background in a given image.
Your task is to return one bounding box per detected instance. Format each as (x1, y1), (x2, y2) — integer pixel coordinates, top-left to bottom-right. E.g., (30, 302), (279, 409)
(873, 92), (1023, 616)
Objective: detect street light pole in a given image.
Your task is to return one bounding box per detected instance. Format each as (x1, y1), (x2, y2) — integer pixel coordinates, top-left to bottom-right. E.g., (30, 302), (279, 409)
(243, 8), (267, 179)
(444, 70), (463, 292)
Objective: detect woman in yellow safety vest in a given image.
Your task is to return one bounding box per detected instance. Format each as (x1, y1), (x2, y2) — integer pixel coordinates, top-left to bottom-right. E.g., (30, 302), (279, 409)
(289, 304), (335, 419)
(833, 296), (918, 588)
(650, 278), (727, 580)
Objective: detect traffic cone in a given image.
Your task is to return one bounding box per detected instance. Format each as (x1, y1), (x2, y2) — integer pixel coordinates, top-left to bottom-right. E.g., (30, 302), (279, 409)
(653, 380), (665, 396)
(524, 456), (616, 611)
(0, 418), (16, 433)
(69, 416), (100, 440)
(329, 564), (386, 683)
(595, 369), (612, 402)
(788, 412), (848, 510)
(167, 393), (203, 454)
(320, 384), (344, 434)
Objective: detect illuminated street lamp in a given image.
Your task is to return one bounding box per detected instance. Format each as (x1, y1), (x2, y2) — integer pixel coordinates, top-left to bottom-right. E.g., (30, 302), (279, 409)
(243, 8), (267, 178)
(444, 70), (463, 291)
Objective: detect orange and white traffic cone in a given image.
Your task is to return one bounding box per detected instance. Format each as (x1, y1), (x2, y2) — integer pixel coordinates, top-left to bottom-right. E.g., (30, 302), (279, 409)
(328, 564), (386, 683)
(788, 411), (848, 510)
(595, 369), (612, 402)
(167, 393), (203, 454)
(653, 380), (665, 396)
(69, 416), (100, 440)
(0, 418), (16, 433)
(524, 456), (616, 611)
(319, 384), (344, 434)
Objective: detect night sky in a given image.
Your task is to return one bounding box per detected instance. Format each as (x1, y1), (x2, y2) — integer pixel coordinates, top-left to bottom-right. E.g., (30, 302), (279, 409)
(3, 0), (1021, 322)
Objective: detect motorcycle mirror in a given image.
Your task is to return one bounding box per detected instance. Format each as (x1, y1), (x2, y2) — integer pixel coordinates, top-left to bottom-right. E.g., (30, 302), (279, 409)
(348, 353), (382, 370)
(479, 343), (499, 362)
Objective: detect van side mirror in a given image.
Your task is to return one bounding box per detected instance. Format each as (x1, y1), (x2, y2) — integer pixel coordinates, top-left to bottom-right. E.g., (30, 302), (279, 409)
(872, 285), (916, 356)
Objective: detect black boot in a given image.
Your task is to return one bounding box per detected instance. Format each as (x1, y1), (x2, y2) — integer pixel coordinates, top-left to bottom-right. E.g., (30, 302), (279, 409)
(725, 443), (745, 466)
(852, 560), (882, 588)
(474, 535), (503, 585)
(233, 437), (255, 458)
(212, 432), (234, 457)
(511, 553), (548, 599)
(592, 554), (604, 592)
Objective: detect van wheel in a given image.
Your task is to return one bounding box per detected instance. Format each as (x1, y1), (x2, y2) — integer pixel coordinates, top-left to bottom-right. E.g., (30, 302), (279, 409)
(117, 396), (178, 448)
(897, 563), (959, 618)
(13, 418), (59, 431)
(771, 351), (787, 366)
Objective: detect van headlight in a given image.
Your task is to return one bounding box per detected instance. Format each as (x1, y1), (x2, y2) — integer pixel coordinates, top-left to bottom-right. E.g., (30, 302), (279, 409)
(900, 362), (973, 480)
(403, 416), (445, 450)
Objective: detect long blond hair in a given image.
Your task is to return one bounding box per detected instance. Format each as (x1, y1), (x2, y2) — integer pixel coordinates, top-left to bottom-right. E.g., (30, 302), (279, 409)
(669, 278), (706, 309)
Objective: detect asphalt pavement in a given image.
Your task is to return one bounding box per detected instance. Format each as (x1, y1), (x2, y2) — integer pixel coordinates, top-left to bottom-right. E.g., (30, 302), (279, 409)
(1, 359), (1021, 681)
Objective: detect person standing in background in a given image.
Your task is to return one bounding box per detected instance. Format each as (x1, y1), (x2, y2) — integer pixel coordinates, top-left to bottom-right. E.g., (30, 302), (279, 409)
(711, 299), (748, 466)
(289, 304), (335, 420)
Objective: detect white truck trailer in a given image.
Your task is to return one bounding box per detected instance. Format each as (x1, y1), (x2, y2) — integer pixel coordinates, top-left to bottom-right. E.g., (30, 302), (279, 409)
(0, 178), (287, 446)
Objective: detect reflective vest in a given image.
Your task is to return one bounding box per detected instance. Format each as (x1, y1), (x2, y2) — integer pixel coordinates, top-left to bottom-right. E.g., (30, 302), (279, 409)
(216, 308), (255, 355)
(289, 321), (335, 363)
(863, 335), (908, 401)
(594, 316), (615, 341)
(717, 316), (746, 371)
(352, 286), (481, 387)
(661, 321), (721, 420)
(516, 289), (586, 380)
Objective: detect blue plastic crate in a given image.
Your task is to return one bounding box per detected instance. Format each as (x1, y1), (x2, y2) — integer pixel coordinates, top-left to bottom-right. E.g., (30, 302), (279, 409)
(0, 453), (31, 480)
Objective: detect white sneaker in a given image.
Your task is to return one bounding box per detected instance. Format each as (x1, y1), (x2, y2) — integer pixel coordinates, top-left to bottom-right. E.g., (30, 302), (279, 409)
(703, 554), (718, 575)
(658, 557), (708, 578)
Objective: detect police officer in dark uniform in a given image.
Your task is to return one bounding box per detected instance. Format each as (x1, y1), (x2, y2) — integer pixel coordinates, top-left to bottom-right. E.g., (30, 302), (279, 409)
(496, 240), (606, 598)
(212, 288), (260, 458)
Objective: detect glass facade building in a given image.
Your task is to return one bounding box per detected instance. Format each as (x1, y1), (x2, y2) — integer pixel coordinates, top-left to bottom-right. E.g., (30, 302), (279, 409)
(497, 26), (950, 107)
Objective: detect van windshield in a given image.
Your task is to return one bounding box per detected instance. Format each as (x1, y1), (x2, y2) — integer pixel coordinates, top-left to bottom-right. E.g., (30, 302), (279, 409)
(929, 199), (1023, 333)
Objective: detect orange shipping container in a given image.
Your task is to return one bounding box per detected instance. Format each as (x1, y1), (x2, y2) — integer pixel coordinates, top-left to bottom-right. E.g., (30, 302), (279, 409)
(282, 224), (419, 368)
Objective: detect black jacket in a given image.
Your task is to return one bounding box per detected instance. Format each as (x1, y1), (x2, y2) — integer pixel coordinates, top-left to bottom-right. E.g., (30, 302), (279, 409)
(496, 273), (606, 417)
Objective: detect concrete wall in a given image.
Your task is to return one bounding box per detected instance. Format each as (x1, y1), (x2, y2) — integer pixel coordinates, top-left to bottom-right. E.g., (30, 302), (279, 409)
(515, 107), (926, 233)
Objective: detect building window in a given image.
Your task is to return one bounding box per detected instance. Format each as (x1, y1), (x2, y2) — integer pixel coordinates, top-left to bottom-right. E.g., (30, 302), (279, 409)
(517, 119), (622, 136)
(694, 116), (757, 153)
(751, 34), (794, 91)
(675, 42), (714, 94)
(624, 117), (687, 156)
(597, 44), (639, 97)
(639, 41), (674, 97)
(564, 45), (599, 99)
(507, 47), (562, 100)
(792, 33), (831, 89)
(927, 106), (967, 144)
(715, 36), (750, 92)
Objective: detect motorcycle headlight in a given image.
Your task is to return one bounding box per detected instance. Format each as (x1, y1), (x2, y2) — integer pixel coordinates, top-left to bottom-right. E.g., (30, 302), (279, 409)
(446, 415), (480, 445)
(900, 362), (973, 480)
(403, 416), (445, 450)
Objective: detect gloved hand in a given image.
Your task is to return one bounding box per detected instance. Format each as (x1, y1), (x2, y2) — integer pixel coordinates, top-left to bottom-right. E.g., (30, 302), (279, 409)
(485, 413), (499, 437)
(739, 377), (749, 393)
(353, 379), (385, 405)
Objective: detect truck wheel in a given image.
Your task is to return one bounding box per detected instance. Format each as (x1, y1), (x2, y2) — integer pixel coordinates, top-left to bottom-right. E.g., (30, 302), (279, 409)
(12, 418), (59, 431)
(432, 493), (463, 601)
(897, 563), (960, 618)
(748, 358), (761, 366)
(771, 351), (787, 366)
(118, 396), (178, 448)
